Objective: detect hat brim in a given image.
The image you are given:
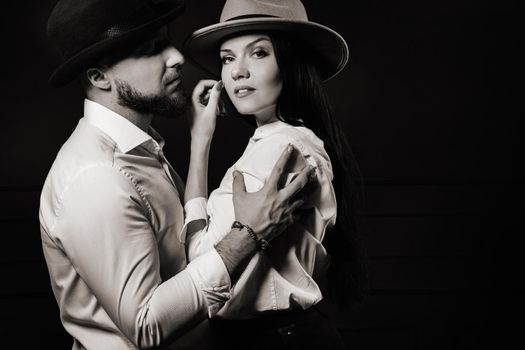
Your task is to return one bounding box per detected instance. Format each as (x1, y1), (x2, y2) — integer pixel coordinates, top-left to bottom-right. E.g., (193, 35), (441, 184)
(183, 17), (349, 81)
(49, 2), (185, 87)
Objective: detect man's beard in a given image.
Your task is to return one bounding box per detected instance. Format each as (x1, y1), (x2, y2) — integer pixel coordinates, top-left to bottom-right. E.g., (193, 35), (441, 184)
(115, 79), (188, 119)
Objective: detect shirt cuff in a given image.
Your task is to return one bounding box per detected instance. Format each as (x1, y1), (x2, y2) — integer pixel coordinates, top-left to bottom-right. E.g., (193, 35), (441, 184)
(179, 197), (208, 243)
(186, 248), (232, 317)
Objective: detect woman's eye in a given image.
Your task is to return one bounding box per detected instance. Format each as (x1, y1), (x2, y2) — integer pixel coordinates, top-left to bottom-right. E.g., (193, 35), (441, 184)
(252, 50), (268, 58)
(221, 56), (234, 64)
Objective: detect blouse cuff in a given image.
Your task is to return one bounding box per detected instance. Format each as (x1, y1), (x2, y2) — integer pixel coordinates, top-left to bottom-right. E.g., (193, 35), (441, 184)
(179, 197), (208, 243)
(186, 249), (232, 317)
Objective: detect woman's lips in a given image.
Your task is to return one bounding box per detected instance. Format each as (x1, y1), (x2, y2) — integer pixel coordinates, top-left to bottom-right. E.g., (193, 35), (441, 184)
(234, 86), (255, 98)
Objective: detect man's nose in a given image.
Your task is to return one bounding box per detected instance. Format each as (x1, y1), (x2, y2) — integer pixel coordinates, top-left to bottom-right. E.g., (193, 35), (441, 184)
(164, 45), (184, 69)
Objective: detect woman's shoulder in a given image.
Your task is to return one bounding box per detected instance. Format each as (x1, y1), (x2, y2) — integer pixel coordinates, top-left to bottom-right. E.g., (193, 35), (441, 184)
(265, 123), (328, 160)
(252, 123), (332, 176)
(262, 123), (323, 149)
(235, 122), (334, 183)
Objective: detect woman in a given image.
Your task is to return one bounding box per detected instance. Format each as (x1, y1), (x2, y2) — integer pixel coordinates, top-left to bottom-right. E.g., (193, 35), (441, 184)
(182, 0), (366, 348)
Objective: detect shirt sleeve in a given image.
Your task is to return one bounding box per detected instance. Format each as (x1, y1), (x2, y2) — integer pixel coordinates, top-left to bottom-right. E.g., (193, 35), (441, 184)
(179, 197), (208, 243)
(51, 165), (230, 349)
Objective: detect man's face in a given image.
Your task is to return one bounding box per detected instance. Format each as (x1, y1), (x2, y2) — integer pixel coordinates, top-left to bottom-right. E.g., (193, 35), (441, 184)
(106, 29), (187, 118)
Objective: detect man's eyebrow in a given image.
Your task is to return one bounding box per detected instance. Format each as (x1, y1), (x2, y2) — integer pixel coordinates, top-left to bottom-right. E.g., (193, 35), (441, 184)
(220, 37), (270, 53)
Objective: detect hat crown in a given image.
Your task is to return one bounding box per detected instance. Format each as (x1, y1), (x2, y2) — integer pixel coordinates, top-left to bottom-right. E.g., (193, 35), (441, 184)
(220, 0), (308, 22)
(47, 0), (178, 58)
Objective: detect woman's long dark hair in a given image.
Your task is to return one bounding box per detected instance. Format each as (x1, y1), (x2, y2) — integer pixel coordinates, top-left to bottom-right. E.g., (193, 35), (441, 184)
(268, 32), (367, 306)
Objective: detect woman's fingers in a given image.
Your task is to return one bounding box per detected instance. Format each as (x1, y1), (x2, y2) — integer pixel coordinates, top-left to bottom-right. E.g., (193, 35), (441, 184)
(204, 80), (223, 113)
(191, 79), (218, 106)
(190, 80), (224, 139)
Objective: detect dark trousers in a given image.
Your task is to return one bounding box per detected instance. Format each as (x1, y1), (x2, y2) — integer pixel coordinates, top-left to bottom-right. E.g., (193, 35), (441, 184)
(208, 302), (346, 350)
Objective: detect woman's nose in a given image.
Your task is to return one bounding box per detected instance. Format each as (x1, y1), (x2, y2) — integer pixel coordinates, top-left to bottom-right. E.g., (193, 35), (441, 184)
(231, 60), (250, 80)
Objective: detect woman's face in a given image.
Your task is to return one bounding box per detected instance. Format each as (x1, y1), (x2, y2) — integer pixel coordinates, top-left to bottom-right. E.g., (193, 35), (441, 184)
(220, 34), (282, 121)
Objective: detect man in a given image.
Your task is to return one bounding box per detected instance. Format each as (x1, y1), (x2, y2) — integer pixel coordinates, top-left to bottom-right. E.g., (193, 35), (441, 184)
(40, 0), (314, 349)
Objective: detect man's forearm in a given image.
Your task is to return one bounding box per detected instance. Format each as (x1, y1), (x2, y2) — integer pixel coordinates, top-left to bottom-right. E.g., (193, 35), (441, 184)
(215, 227), (258, 284)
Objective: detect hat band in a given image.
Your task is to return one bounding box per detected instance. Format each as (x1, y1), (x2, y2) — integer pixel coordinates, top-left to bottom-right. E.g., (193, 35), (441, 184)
(226, 14), (278, 21)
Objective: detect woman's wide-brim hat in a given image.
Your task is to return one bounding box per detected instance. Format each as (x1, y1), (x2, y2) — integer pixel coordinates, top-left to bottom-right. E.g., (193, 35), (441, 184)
(47, 0), (185, 87)
(183, 0), (349, 81)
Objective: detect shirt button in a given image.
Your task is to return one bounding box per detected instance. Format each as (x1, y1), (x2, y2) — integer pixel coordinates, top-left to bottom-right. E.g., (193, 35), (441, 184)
(278, 325), (296, 338)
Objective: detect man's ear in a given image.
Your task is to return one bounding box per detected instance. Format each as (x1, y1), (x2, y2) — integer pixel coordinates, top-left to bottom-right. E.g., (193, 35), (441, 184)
(86, 67), (111, 90)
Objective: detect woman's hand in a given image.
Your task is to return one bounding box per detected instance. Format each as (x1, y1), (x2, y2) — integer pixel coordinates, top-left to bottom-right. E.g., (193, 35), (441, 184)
(190, 79), (223, 142)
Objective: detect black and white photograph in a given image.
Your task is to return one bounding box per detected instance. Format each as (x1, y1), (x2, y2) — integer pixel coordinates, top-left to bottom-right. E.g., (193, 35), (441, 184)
(0, 0), (520, 349)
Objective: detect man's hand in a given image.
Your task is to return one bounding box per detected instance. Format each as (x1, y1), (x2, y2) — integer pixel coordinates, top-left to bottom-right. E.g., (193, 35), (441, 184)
(215, 144), (316, 282)
(232, 144), (316, 242)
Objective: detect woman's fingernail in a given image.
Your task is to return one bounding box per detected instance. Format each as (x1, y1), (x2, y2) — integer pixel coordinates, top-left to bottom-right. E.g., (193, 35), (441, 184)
(287, 144), (293, 152)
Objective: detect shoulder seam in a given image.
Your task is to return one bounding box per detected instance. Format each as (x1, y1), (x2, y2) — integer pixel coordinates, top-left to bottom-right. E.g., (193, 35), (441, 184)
(50, 164), (153, 232)
(113, 165), (154, 222)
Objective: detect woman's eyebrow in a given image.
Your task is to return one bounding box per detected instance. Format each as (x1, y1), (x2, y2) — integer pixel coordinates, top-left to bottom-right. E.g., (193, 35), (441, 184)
(220, 37), (270, 53)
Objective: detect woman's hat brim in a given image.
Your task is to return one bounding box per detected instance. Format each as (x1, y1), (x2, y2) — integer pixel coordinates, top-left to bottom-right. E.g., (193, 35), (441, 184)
(183, 17), (349, 81)
(49, 3), (184, 88)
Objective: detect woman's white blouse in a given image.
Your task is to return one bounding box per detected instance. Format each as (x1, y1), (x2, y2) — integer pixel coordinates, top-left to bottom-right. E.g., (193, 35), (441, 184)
(182, 120), (337, 319)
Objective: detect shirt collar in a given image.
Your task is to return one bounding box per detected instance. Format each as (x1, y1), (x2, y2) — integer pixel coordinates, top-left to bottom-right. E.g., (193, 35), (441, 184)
(83, 99), (160, 153)
(251, 120), (289, 141)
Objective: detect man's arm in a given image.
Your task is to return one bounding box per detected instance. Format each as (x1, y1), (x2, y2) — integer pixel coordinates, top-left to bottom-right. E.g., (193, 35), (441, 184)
(53, 146), (312, 347)
(52, 165), (225, 348)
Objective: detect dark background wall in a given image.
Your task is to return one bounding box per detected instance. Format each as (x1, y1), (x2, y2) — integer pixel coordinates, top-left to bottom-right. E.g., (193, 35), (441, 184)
(0, 0), (521, 348)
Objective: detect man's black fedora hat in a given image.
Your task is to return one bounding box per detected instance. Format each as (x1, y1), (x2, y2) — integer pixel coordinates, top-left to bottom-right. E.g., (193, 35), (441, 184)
(47, 0), (185, 87)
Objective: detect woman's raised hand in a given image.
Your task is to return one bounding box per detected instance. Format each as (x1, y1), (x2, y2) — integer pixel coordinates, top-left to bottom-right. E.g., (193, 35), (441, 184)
(190, 79), (223, 141)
